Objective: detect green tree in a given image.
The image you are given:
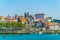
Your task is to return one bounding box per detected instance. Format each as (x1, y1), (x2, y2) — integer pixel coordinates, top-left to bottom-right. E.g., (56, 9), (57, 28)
(0, 22), (25, 29)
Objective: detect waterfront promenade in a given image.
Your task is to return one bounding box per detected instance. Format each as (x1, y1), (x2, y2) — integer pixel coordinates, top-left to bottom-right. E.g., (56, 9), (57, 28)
(0, 28), (60, 34)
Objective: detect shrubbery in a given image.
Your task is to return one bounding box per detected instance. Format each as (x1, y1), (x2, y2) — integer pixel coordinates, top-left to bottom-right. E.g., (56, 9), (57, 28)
(0, 22), (25, 29)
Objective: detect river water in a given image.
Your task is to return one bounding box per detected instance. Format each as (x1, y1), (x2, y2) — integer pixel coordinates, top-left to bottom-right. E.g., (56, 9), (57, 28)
(0, 34), (60, 40)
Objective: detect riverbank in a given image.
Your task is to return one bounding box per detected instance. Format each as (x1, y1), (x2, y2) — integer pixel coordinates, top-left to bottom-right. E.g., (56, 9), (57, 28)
(0, 31), (60, 34)
(0, 28), (60, 34)
(40, 30), (60, 34)
(0, 32), (28, 34)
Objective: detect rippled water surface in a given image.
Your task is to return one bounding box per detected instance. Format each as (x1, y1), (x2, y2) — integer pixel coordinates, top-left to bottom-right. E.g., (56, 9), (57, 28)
(0, 34), (60, 40)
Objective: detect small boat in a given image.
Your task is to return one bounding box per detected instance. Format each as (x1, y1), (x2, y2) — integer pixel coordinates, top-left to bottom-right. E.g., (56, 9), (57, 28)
(39, 32), (42, 34)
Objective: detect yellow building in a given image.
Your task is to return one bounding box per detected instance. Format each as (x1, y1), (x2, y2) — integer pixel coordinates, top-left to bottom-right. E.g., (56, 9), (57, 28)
(48, 22), (55, 26)
(0, 16), (4, 21)
(19, 16), (28, 24)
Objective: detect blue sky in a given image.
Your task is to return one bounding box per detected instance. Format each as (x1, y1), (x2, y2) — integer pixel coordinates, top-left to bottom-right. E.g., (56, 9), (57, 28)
(0, 0), (60, 19)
